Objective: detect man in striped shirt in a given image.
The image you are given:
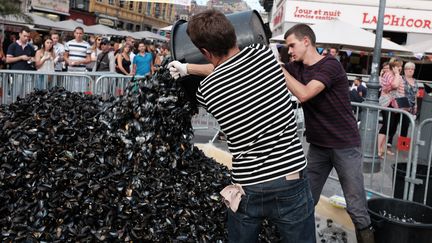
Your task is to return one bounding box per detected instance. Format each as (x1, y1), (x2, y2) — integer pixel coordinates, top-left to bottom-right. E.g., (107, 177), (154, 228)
(168, 10), (315, 243)
(281, 24), (374, 243)
(64, 27), (91, 72)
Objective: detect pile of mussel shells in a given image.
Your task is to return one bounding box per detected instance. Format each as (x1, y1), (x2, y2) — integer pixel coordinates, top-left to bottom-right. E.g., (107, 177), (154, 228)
(0, 68), (278, 242)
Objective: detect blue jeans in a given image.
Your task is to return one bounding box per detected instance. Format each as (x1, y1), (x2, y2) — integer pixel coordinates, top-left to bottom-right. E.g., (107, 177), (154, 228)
(227, 173), (316, 243)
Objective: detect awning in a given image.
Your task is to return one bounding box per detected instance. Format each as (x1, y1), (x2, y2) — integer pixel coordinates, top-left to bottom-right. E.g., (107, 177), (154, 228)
(31, 6), (70, 16)
(270, 19), (412, 53)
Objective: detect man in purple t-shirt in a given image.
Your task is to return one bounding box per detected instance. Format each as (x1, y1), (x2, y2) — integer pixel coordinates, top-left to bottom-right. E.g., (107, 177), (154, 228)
(280, 24), (374, 243)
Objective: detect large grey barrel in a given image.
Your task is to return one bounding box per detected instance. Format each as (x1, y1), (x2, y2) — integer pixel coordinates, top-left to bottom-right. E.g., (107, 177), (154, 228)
(170, 10), (269, 64)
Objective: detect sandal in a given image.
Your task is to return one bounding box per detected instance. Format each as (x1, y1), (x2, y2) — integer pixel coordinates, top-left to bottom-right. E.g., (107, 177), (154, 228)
(377, 151), (384, 159)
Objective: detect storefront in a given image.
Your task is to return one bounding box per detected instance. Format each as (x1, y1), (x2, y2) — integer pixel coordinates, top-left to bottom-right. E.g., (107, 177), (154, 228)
(69, 9), (97, 26)
(271, 0), (432, 46)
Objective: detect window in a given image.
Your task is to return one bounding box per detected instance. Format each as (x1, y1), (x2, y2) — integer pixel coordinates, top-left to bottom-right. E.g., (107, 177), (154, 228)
(129, 1), (134, 10)
(146, 3), (152, 16)
(109, 0), (114, 5)
(155, 3), (160, 18)
(161, 4), (166, 18)
(138, 2), (143, 13)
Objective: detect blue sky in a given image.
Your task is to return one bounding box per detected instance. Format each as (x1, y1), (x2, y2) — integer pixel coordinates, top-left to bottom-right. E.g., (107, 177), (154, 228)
(194, 0), (264, 11)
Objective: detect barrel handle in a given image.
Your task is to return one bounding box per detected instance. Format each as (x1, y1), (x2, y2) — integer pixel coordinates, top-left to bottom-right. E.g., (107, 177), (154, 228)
(371, 217), (385, 228)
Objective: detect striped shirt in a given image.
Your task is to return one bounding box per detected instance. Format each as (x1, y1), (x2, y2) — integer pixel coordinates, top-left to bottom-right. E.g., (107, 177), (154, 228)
(65, 39), (91, 71)
(285, 55), (360, 149)
(196, 44), (306, 186)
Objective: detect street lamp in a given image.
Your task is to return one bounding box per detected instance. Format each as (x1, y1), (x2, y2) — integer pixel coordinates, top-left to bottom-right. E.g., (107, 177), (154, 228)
(359, 0), (386, 173)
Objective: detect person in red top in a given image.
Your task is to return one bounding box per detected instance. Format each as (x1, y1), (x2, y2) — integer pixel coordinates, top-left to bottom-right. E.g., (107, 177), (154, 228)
(280, 23), (374, 243)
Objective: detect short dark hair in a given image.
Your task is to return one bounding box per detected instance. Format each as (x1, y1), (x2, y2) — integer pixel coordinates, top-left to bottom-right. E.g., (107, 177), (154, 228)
(186, 9), (236, 57)
(284, 23), (316, 46)
(20, 26), (31, 34)
(49, 30), (59, 36)
(74, 27), (84, 33)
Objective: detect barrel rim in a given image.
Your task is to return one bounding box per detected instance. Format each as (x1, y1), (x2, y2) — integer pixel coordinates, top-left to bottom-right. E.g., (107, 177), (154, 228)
(170, 19), (187, 61)
(367, 197), (432, 228)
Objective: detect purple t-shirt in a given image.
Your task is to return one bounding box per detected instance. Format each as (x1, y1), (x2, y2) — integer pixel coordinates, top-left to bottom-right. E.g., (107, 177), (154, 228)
(285, 56), (360, 149)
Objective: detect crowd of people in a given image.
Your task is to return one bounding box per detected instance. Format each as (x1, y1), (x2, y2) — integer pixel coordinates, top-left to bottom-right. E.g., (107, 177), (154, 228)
(1, 26), (171, 76)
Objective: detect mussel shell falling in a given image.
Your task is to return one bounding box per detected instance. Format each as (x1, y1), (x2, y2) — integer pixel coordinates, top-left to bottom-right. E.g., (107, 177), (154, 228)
(0, 68), (278, 242)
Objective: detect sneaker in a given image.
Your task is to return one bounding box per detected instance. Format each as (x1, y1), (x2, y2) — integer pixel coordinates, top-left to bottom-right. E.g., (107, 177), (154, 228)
(387, 143), (392, 148)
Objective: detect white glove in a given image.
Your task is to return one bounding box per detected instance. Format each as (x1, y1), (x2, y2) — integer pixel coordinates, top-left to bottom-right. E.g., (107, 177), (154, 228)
(168, 61), (188, 79)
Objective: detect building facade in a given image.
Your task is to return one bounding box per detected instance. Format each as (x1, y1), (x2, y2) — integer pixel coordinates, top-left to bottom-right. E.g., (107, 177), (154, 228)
(67, 0), (176, 31)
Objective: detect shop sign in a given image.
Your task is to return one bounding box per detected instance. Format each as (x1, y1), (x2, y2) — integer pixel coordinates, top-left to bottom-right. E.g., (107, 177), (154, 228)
(31, 0), (69, 14)
(98, 18), (115, 27)
(281, 0), (432, 34)
(272, 0), (285, 29)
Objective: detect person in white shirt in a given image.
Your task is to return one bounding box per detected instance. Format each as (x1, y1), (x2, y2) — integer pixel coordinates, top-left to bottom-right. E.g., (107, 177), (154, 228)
(50, 31), (65, 71)
(64, 27), (91, 72)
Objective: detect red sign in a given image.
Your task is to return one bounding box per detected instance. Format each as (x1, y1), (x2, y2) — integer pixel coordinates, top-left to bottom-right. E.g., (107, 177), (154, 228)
(273, 4), (285, 27)
(362, 13), (431, 29)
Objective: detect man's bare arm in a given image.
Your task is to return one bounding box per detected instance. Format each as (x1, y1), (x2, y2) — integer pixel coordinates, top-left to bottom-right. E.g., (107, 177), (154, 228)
(281, 67), (325, 103)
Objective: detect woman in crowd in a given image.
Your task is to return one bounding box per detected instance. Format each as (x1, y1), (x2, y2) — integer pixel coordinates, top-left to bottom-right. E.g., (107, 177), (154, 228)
(377, 57), (404, 158)
(380, 61), (390, 77)
(115, 44), (132, 75)
(35, 36), (55, 89)
(0, 41), (6, 69)
(88, 35), (102, 71)
(399, 62), (419, 137)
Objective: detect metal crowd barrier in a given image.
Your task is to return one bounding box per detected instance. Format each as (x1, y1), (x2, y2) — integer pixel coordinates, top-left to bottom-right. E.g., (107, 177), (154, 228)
(411, 118), (432, 205)
(348, 103), (416, 201)
(93, 74), (134, 99)
(0, 70), (93, 105)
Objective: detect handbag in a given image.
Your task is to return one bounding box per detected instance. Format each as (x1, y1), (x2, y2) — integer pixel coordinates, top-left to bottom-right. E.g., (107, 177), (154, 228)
(392, 97), (410, 108)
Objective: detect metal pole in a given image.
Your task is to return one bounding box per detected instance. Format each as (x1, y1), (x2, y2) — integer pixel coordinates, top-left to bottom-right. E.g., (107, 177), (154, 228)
(359, 0), (386, 173)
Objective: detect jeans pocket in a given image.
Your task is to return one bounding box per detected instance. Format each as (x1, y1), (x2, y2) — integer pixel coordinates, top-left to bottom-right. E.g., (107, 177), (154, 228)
(275, 185), (311, 222)
(236, 194), (249, 214)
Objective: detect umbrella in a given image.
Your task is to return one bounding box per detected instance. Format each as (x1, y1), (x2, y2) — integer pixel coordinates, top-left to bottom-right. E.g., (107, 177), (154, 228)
(57, 19), (87, 31)
(270, 19), (411, 53)
(134, 31), (168, 42)
(26, 13), (74, 31)
(85, 24), (121, 36)
(160, 25), (172, 31)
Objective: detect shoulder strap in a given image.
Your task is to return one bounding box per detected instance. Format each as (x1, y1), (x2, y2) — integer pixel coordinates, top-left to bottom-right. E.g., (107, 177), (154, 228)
(96, 52), (109, 71)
